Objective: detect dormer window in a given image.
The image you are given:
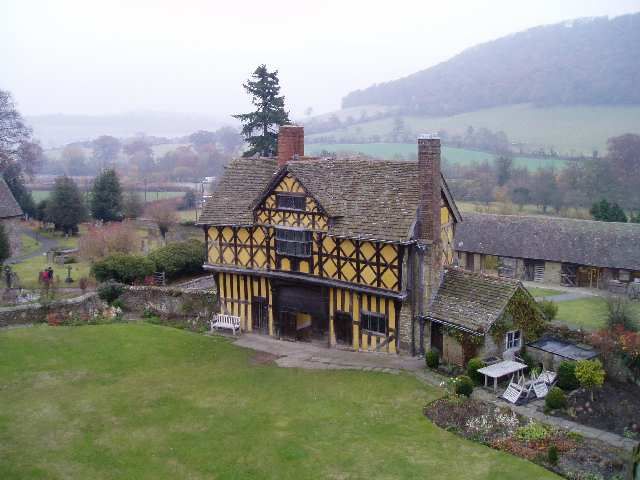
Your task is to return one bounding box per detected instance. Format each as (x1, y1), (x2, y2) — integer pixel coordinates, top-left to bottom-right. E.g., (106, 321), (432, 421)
(275, 227), (312, 258)
(276, 193), (305, 211)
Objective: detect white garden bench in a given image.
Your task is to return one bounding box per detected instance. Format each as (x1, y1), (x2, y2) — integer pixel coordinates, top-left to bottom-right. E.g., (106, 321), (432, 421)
(210, 314), (241, 335)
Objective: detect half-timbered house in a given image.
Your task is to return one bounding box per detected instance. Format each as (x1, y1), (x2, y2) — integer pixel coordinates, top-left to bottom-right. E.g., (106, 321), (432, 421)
(198, 125), (461, 355)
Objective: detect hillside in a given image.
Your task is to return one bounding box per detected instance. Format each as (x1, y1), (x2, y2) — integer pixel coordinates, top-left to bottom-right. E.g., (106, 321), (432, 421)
(306, 104), (640, 156)
(342, 14), (640, 115)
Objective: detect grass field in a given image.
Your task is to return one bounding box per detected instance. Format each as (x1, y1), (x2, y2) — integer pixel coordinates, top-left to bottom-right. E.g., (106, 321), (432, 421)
(31, 190), (184, 203)
(526, 287), (563, 298)
(555, 296), (640, 331)
(44, 143), (188, 161)
(307, 103), (640, 156)
(0, 324), (559, 479)
(19, 234), (41, 257)
(306, 143), (567, 171)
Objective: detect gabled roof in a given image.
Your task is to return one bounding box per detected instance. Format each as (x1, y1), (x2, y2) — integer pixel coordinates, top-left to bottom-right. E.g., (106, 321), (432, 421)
(0, 178), (23, 219)
(427, 268), (524, 335)
(198, 157), (461, 243)
(455, 213), (640, 271)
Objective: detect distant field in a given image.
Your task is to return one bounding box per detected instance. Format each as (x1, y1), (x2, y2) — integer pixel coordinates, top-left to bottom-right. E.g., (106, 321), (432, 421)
(306, 143), (567, 170)
(306, 103), (640, 156)
(44, 143), (187, 161)
(31, 190), (184, 202)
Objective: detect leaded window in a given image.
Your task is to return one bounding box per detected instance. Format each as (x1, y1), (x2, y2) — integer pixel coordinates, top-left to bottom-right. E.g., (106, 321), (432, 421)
(361, 311), (387, 335)
(276, 193), (305, 211)
(275, 228), (312, 258)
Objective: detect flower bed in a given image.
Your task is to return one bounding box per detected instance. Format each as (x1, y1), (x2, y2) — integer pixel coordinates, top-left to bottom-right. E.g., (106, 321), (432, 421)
(424, 396), (630, 479)
(556, 382), (640, 438)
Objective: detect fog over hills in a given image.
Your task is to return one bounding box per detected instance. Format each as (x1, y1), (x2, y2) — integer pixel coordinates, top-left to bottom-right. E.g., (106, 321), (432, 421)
(342, 13), (640, 115)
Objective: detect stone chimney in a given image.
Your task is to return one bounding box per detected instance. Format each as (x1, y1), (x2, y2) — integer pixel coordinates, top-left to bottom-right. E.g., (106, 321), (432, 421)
(417, 134), (441, 247)
(277, 125), (304, 167)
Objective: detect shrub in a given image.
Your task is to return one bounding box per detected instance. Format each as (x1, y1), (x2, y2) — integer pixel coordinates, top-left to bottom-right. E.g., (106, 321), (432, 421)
(466, 358), (485, 384)
(545, 387), (567, 410)
(538, 300), (558, 321)
(425, 350), (439, 369)
(454, 375), (474, 397)
(547, 444), (559, 465)
(111, 298), (125, 310)
(147, 239), (204, 280)
(519, 349), (538, 371)
(78, 276), (89, 292)
(80, 222), (140, 260)
(575, 359), (605, 402)
(97, 281), (125, 304)
(515, 421), (549, 442)
(557, 361), (579, 391)
(92, 254), (155, 284)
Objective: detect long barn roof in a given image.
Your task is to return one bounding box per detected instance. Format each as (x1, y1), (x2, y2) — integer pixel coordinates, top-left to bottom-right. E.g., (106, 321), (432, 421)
(455, 213), (640, 271)
(198, 157), (460, 243)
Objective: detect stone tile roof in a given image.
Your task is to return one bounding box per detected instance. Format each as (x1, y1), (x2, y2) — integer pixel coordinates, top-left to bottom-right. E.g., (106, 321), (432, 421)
(0, 178), (23, 219)
(427, 268), (521, 334)
(198, 157), (460, 243)
(456, 213), (640, 271)
(198, 158), (279, 226)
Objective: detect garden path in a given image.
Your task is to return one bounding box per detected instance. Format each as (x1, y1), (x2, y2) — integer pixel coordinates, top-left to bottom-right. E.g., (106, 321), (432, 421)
(7, 226), (58, 264)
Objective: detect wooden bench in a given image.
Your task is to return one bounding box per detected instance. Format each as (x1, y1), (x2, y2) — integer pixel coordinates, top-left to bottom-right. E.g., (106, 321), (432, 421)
(210, 314), (241, 335)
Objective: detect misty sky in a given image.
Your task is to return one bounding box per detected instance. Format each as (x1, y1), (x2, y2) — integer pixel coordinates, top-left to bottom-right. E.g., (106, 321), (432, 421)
(2, 0), (639, 120)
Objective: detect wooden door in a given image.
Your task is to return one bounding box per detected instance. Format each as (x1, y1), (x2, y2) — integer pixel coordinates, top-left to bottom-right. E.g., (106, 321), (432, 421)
(334, 311), (353, 346)
(431, 322), (443, 353)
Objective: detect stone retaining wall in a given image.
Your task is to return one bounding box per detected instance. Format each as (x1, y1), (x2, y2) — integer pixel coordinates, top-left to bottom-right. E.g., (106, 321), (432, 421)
(119, 285), (218, 331)
(0, 292), (103, 327)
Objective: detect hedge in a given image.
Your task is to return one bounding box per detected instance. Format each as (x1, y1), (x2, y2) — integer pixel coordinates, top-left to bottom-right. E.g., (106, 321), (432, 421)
(147, 239), (204, 280)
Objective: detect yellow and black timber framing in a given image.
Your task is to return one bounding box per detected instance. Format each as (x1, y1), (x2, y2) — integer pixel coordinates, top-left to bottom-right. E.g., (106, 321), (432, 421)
(198, 130), (461, 355)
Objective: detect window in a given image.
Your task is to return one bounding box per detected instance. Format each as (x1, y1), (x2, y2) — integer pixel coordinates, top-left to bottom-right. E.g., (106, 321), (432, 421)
(276, 193), (305, 211)
(361, 311), (387, 336)
(505, 330), (521, 350)
(275, 228), (312, 258)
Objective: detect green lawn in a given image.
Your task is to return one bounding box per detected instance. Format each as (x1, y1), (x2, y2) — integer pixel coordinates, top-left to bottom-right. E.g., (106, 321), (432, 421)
(0, 324), (558, 479)
(19, 234), (40, 257)
(306, 143), (566, 171)
(11, 252), (91, 289)
(555, 296), (640, 331)
(526, 287), (563, 298)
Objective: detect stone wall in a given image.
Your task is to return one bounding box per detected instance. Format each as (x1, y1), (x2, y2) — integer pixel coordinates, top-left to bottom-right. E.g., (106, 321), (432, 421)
(119, 285), (218, 331)
(0, 292), (104, 327)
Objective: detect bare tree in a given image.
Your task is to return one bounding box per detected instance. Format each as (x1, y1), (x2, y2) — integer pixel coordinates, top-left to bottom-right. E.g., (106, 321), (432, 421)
(146, 202), (178, 244)
(0, 89), (32, 171)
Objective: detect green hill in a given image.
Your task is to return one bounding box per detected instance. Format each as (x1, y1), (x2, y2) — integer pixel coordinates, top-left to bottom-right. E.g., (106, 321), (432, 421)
(306, 104), (640, 156)
(343, 14), (640, 115)
(306, 143), (566, 171)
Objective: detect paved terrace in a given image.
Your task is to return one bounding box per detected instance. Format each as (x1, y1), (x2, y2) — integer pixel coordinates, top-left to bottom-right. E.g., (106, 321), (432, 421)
(232, 333), (639, 454)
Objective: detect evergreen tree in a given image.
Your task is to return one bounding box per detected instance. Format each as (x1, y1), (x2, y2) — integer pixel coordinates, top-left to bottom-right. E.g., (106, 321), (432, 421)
(0, 224), (10, 264)
(608, 202), (628, 222)
(233, 65), (290, 157)
(91, 169), (123, 222)
(46, 176), (88, 234)
(590, 199), (611, 221)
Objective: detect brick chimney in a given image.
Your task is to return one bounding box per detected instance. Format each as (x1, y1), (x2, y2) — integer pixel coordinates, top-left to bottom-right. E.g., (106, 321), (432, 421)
(277, 125), (304, 167)
(417, 134), (441, 247)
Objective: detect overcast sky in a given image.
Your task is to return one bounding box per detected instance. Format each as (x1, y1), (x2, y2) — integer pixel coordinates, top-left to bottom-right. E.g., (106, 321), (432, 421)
(2, 0), (639, 119)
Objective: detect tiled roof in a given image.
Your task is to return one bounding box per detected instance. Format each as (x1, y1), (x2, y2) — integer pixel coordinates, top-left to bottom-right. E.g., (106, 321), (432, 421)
(0, 178), (23, 219)
(456, 213), (640, 271)
(198, 157), (460, 243)
(427, 268), (522, 334)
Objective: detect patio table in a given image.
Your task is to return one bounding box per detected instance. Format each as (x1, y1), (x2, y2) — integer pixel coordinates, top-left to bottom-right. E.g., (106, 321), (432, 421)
(477, 360), (527, 391)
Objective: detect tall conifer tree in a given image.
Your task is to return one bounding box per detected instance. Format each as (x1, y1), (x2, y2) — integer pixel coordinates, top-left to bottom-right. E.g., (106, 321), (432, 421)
(46, 176), (88, 234)
(233, 65), (290, 157)
(91, 169), (123, 222)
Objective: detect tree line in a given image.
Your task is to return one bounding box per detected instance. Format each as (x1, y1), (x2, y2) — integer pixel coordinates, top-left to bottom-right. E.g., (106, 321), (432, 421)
(448, 133), (640, 221)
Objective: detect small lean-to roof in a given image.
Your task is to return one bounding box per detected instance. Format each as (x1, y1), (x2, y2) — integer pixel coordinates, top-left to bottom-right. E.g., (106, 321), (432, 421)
(198, 157), (461, 243)
(0, 178), (23, 219)
(455, 213), (640, 271)
(427, 268), (524, 335)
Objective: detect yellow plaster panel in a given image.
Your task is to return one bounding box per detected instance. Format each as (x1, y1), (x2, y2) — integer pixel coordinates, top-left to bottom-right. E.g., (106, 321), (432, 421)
(361, 265), (376, 286)
(380, 244), (397, 264)
(299, 260), (310, 273)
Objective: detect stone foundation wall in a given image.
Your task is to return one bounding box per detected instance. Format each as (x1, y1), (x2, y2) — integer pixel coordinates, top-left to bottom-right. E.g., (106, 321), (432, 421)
(119, 285), (218, 319)
(0, 292), (103, 327)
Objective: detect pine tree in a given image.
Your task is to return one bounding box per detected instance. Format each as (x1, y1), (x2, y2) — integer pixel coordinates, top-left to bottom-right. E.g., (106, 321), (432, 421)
(232, 65), (290, 157)
(46, 176), (88, 234)
(590, 198), (611, 221)
(0, 224), (11, 264)
(608, 202), (628, 222)
(91, 169), (123, 222)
